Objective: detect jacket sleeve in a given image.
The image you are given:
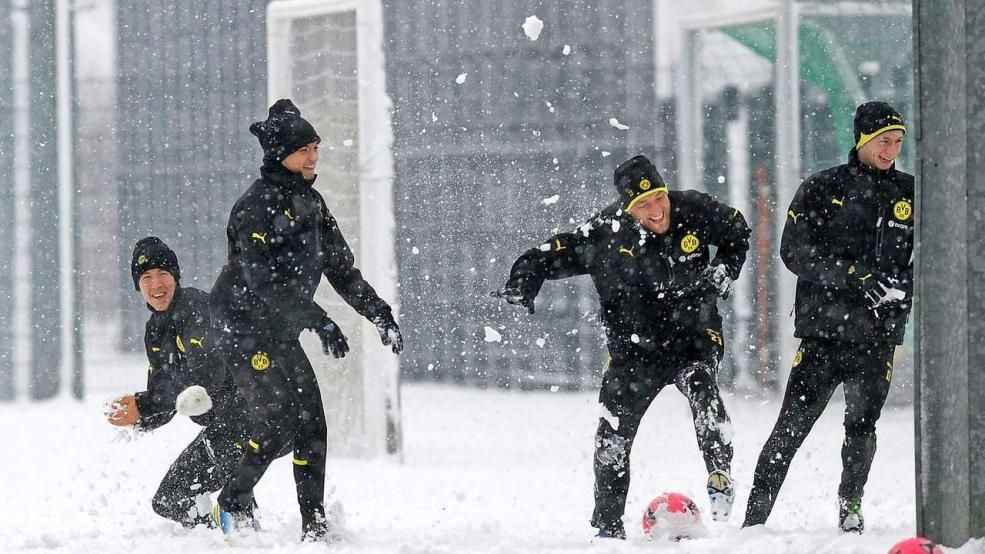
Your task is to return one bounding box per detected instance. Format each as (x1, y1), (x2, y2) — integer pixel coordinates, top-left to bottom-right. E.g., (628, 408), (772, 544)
(780, 176), (860, 289)
(697, 193), (751, 280)
(133, 323), (177, 432)
(319, 199), (394, 323)
(503, 218), (600, 299)
(231, 199), (326, 330)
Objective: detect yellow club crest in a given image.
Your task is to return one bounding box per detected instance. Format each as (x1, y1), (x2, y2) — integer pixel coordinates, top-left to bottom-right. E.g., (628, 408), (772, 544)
(893, 200), (912, 221)
(793, 349), (804, 368)
(251, 352), (270, 371)
(175, 335), (186, 353)
(137, 255), (147, 265)
(848, 265), (856, 275)
(680, 234), (700, 254)
(639, 178), (651, 191)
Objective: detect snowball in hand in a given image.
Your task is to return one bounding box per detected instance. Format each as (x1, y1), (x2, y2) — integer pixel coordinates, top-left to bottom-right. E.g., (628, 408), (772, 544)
(176, 385), (213, 417)
(522, 16), (544, 41)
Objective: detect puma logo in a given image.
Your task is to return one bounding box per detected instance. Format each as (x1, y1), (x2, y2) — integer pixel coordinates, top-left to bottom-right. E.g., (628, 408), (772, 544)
(251, 232), (267, 244)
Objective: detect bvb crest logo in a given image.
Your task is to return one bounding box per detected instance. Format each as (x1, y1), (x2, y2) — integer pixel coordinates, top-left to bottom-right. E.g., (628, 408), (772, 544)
(681, 234), (700, 253)
(251, 352), (271, 371)
(137, 255), (147, 265)
(639, 178), (652, 191)
(793, 349), (804, 368)
(893, 200), (912, 221)
(175, 335), (186, 353)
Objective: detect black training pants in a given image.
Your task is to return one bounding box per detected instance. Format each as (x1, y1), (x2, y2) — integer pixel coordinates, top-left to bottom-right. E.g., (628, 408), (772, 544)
(743, 338), (895, 526)
(216, 334), (328, 529)
(152, 421), (246, 527)
(591, 338), (732, 531)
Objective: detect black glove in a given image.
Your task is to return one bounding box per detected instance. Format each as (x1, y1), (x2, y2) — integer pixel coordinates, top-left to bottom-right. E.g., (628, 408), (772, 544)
(490, 286), (535, 314)
(373, 315), (403, 355)
(314, 316), (349, 358)
(859, 274), (907, 310)
(700, 264), (734, 300)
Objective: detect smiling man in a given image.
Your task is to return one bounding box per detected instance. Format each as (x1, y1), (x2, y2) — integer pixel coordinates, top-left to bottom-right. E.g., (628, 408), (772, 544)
(107, 237), (250, 529)
(209, 99), (402, 542)
(493, 155), (750, 539)
(743, 101), (915, 533)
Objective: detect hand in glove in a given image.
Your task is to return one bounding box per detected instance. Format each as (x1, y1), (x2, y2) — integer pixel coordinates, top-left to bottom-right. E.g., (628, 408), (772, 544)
(859, 274), (907, 310)
(315, 316), (349, 358)
(490, 286), (535, 314)
(700, 264), (734, 299)
(373, 315), (403, 355)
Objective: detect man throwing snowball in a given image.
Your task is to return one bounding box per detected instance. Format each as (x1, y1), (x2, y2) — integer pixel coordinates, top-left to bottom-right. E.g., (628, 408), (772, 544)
(107, 237), (251, 528)
(492, 155), (750, 538)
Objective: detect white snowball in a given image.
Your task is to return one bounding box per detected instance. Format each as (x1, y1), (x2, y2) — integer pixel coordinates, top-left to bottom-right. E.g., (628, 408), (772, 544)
(176, 385), (212, 417)
(522, 15), (544, 41)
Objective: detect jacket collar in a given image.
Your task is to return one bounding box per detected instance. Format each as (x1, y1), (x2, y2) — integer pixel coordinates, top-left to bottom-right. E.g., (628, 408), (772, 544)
(260, 162), (318, 190)
(848, 148), (895, 178)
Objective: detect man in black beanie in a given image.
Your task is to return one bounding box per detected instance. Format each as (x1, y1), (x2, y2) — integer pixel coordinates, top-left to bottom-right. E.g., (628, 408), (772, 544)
(107, 236), (250, 528)
(743, 101), (913, 533)
(210, 99), (402, 542)
(492, 154), (750, 539)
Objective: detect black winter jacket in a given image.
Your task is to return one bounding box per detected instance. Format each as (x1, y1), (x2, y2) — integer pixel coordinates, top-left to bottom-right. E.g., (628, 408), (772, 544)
(211, 164), (394, 340)
(781, 151), (914, 344)
(505, 190), (750, 362)
(134, 286), (247, 432)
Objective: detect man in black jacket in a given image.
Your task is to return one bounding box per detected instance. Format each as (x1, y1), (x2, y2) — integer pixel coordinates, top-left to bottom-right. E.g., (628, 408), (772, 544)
(743, 101), (913, 533)
(210, 99), (402, 541)
(493, 155), (750, 538)
(107, 237), (249, 528)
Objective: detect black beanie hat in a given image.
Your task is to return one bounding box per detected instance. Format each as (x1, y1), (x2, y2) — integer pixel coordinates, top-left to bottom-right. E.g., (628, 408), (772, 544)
(131, 237), (180, 291)
(853, 101), (906, 150)
(614, 155), (669, 211)
(250, 99), (321, 165)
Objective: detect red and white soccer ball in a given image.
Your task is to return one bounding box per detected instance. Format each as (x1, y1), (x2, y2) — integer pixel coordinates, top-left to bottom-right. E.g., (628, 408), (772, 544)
(641, 492), (705, 541)
(887, 536), (944, 554)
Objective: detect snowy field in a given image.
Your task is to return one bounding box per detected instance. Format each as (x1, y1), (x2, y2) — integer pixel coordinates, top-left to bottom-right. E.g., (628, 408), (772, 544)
(2, 380), (983, 553)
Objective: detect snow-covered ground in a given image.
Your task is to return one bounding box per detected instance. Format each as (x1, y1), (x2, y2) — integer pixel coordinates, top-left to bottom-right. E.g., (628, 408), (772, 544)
(2, 382), (982, 553)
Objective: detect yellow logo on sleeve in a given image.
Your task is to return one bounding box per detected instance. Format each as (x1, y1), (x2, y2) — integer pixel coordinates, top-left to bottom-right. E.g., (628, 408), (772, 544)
(251, 232), (267, 245)
(793, 349), (804, 368)
(893, 200), (912, 221)
(251, 352), (270, 371)
(681, 234), (700, 253)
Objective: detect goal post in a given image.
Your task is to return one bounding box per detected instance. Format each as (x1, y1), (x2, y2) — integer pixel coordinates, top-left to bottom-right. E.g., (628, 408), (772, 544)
(267, 0), (400, 460)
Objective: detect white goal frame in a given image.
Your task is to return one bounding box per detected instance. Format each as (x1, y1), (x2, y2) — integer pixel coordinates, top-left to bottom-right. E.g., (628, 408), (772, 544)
(267, 0), (401, 460)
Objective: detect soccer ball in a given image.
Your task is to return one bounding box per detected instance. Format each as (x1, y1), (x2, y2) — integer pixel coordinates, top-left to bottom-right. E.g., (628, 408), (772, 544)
(887, 537), (944, 554)
(641, 492), (704, 541)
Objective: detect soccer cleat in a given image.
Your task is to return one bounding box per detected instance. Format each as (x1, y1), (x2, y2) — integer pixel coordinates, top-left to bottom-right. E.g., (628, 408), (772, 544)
(212, 504), (261, 536)
(594, 523), (627, 540)
(838, 497), (864, 534)
(706, 470), (735, 522)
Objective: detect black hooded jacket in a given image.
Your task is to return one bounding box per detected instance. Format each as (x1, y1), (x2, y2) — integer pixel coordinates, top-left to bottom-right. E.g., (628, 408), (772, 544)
(781, 150), (914, 344)
(504, 190), (749, 361)
(134, 286), (247, 432)
(210, 164), (393, 340)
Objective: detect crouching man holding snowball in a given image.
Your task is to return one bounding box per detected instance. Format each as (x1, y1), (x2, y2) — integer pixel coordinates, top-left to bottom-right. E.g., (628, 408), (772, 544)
(106, 237), (255, 528)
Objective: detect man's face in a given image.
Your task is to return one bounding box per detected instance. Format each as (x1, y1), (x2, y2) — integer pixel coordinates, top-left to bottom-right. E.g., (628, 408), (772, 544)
(857, 129), (904, 171)
(139, 269), (176, 312)
(281, 142), (319, 179)
(628, 191), (671, 234)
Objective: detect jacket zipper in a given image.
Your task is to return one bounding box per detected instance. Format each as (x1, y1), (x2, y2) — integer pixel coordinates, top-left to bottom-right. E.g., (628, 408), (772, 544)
(875, 205), (885, 259)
